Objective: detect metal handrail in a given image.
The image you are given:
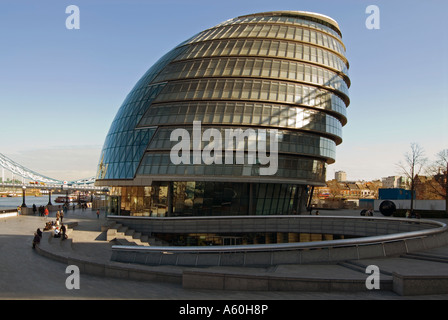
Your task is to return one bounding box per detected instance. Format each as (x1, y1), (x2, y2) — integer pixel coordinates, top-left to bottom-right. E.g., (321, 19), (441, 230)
(107, 214), (442, 223)
(111, 216), (447, 254)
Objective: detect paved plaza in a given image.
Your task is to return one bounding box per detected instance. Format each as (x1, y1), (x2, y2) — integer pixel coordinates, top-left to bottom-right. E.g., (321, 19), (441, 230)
(0, 208), (447, 300)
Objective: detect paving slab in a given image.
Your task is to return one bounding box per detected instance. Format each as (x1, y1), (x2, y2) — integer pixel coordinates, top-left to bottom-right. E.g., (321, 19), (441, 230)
(351, 257), (448, 277)
(2, 209), (448, 299)
(412, 246), (448, 258)
(272, 264), (379, 280)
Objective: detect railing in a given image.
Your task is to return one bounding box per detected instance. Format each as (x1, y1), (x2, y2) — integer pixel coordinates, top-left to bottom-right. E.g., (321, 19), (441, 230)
(1, 152), (98, 186)
(107, 214), (444, 237)
(110, 215), (448, 266)
(0, 182), (104, 190)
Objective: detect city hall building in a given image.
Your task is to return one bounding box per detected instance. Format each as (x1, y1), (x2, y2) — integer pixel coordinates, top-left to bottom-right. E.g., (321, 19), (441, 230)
(95, 11), (350, 222)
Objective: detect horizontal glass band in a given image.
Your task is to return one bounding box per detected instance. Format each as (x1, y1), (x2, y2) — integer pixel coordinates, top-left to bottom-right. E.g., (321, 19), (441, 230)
(188, 22), (346, 57)
(215, 14), (342, 40)
(141, 98), (346, 126)
(136, 152), (326, 183)
(146, 126), (336, 162)
(152, 78), (347, 124)
(176, 38), (349, 76)
(139, 101), (343, 140)
(155, 56), (349, 98)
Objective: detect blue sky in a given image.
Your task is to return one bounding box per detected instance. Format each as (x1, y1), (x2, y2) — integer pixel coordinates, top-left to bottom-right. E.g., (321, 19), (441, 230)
(0, 0), (447, 181)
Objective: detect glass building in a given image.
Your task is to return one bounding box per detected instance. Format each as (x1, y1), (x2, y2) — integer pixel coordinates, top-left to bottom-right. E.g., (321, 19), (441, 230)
(95, 11), (350, 217)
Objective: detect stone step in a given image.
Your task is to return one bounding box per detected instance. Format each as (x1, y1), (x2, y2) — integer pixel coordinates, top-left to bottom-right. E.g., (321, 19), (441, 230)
(103, 221), (171, 247)
(106, 224), (151, 246)
(114, 238), (138, 246)
(133, 232), (142, 239)
(117, 226), (128, 234)
(106, 224), (120, 241)
(44, 231), (74, 252)
(338, 261), (367, 274)
(401, 253), (448, 264)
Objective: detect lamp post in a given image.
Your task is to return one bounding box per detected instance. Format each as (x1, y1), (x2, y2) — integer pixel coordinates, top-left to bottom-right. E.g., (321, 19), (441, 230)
(21, 186), (27, 207)
(48, 189), (53, 206)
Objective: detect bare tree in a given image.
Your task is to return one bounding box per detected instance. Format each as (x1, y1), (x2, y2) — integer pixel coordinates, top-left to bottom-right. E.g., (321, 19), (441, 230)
(426, 149), (448, 214)
(396, 143), (427, 214)
(327, 179), (343, 201)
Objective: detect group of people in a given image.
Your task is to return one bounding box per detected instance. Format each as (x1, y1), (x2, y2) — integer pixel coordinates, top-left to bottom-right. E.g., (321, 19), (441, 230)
(39, 219), (67, 242)
(405, 210), (421, 219)
(53, 223), (67, 239)
(360, 209), (374, 216)
(56, 210), (64, 222)
(32, 203), (72, 218)
(33, 205), (49, 217)
(33, 210), (69, 248)
(51, 212), (67, 239)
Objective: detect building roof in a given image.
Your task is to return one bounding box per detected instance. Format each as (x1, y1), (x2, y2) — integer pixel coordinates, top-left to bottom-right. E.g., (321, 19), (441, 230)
(238, 11), (341, 34)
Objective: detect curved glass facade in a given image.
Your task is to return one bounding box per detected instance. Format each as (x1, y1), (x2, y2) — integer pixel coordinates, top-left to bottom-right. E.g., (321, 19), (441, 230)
(96, 11), (350, 217)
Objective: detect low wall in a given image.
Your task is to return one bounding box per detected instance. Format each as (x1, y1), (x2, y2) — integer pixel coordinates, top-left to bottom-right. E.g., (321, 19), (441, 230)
(107, 215), (440, 238)
(182, 270), (394, 292)
(109, 216), (448, 267)
(111, 232), (448, 267)
(0, 210), (18, 218)
(35, 232), (182, 284)
(19, 204), (95, 215)
(393, 273), (448, 296)
(19, 205), (67, 215)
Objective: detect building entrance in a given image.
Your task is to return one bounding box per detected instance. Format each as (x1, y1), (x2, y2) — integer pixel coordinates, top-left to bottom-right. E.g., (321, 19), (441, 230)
(222, 236), (243, 246)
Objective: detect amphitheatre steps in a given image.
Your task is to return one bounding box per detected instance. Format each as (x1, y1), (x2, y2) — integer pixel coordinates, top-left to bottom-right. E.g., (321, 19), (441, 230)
(104, 222), (168, 247)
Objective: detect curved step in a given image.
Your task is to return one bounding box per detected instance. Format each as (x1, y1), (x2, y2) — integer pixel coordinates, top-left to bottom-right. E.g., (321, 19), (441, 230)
(105, 224), (151, 246)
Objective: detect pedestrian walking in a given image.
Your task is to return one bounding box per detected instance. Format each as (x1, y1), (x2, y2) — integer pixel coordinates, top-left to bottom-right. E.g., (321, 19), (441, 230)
(61, 223), (67, 240)
(96, 209), (100, 219)
(60, 210), (64, 223)
(44, 207), (49, 219)
(33, 204), (37, 215)
(32, 232), (40, 249)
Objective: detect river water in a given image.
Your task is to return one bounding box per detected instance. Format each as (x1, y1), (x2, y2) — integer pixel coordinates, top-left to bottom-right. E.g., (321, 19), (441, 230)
(0, 195), (65, 209)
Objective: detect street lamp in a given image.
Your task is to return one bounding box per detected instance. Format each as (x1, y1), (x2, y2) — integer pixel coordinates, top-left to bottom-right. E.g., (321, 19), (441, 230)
(21, 186), (27, 208)
(48, 189), (53, 206)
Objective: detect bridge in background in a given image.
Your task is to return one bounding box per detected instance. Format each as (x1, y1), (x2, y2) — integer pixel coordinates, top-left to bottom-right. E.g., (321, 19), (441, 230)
(0, 153), (109, 208)
(0, 152), (106, 200)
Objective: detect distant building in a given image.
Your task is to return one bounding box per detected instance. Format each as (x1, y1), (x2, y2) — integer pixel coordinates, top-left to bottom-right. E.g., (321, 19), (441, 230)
(335, 171), (347, 182)
(414, 175), (445, 200)
(315, 179), (379, 201)
(381, 176), (407, 189)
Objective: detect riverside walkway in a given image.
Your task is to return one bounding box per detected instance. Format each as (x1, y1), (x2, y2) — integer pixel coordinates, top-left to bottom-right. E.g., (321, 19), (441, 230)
(1, 208), (447, 300)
